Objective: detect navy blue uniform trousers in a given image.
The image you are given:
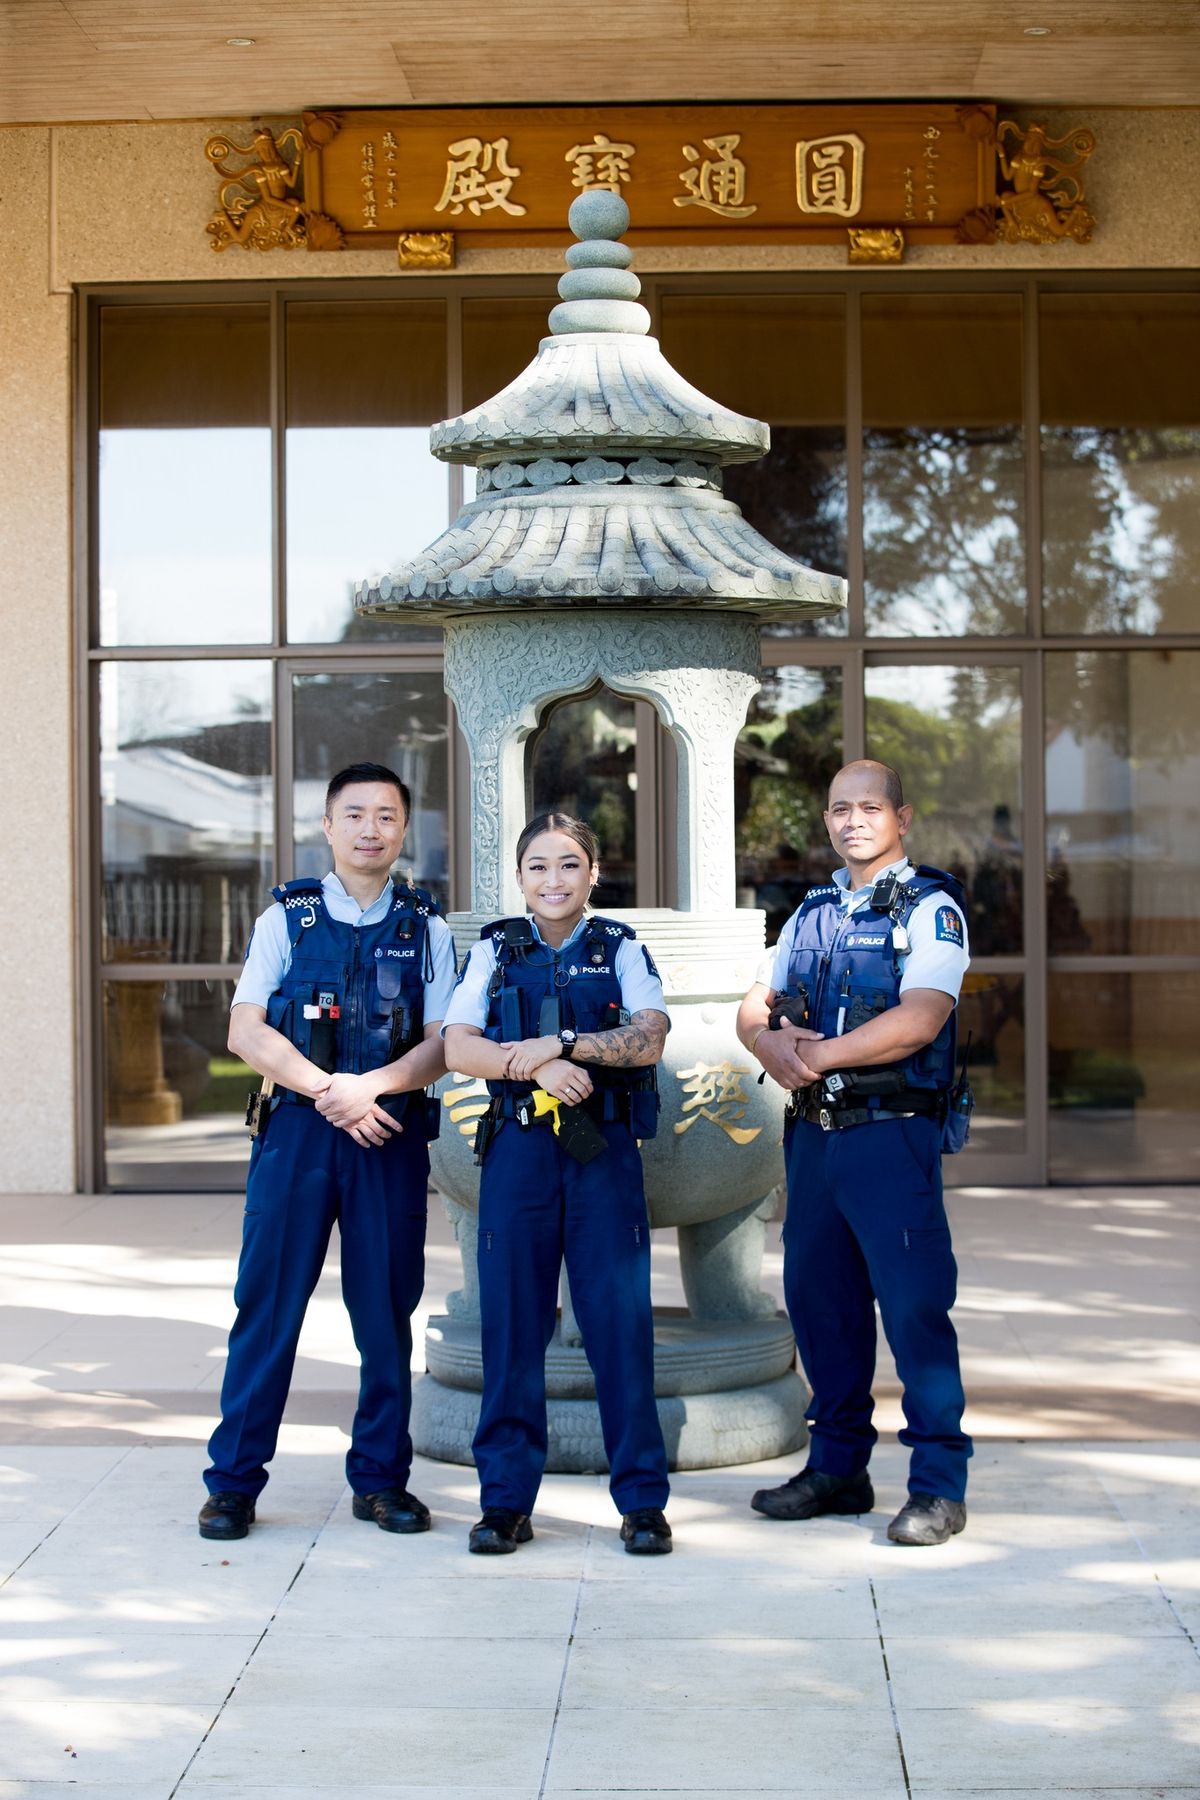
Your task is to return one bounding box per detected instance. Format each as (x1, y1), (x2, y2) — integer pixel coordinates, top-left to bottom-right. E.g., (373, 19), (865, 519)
(205, 1102), (429, 1500)
(474, 1116), (669, 1517)
(783, 1113), (972, 1501)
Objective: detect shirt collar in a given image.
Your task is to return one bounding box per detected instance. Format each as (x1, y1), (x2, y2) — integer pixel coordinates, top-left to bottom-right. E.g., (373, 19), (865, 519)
(322, 870), (393, 918)
(528, 912), (591, 951)
(833, 857), (912, 906)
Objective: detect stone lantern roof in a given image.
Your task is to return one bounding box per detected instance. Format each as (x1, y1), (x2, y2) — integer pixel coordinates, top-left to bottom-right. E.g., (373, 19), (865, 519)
(358, 189), (846, 620)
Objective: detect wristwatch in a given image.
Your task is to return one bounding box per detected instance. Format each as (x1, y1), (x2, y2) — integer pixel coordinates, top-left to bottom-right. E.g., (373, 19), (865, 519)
(557, 1028), (578, 1060)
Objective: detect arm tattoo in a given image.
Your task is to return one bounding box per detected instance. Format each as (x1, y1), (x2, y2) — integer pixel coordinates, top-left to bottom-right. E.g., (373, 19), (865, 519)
(573, 1008), (667, 1069)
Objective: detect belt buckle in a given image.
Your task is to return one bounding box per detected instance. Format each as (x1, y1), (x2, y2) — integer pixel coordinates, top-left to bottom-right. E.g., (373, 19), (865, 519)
(819, 1107), (834, 1132)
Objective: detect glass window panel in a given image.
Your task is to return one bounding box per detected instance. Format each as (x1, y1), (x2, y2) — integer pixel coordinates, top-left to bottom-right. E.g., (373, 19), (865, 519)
(864, 664), (1024, 955)
(292, 671), (450, 905)
(1041, 293), (1200, 635)
(462, 296), (554, 412)
(736, 665), (843, 944)
(100, 662), (272, 964)
(1045, 651), (1200, 956)
(863, 294), (1025, 636)
(286, 301), (448, 644)
(661, 295), (847, 639)
(103, 977), (252, 1191)
(98, 305), (271, 645)
(1048, 969), (1200, 1182)
(529, 690), (638, 909)
(957, 972), (1026, 1158)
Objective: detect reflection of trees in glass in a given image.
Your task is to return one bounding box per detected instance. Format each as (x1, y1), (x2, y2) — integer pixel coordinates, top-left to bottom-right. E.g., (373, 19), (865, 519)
(724, 427), (847, 640)
(529, 690), (637, 908)
(736, 673), (842, 938)
(1042, 427), (1200, 635)
(864, 427), (1024, 636)
(866, 668), (1024, 954)
(292, 672), (449, 899)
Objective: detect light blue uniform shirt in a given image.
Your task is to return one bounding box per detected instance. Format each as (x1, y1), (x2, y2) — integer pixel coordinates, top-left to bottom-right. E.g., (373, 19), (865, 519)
(443, 914), (670, 1034)
(761, 857), (970, 1002)
(232, 871), (459, 1023)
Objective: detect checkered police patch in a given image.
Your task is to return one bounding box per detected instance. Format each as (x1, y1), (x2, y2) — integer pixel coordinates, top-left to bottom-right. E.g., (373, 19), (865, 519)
(935, 906), (964, 946)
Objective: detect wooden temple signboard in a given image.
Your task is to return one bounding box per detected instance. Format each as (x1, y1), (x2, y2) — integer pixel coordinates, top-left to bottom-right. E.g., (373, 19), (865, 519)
(204, 104), (1096, 265)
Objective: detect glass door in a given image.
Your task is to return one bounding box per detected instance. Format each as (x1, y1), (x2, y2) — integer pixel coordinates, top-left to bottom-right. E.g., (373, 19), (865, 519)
(864, 654), (1038, 1186)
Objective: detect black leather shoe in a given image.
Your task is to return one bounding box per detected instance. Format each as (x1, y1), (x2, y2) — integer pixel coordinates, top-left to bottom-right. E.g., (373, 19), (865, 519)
(751, 1466), (874, 1521)
(468, 1508), (533, 1554)
(198, 1492), (255, 1540)
(351, 1488), (432, 1534)
(620, 1507), (673, 1555)
(887, 1492), (967, 1546)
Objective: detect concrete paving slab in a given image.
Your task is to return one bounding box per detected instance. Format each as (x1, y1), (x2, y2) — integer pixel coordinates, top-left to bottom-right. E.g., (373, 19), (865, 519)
(0, 1447), (130, 1521)
(0, 1628), (261, 1706)
(0, 1785), (185, 1799)
(0, 1697), (214, 1784)
(870, 1575), (1185, 1639)
(0, 1192), (1197, 1797)
(574, 1574), (880, 1640)
(545, 1701), (903, 1791)
(885, 1631), (1200, 1709)
(273, 1569), (582, 1639)
(185, 1703), (556, 1788)
(177, 1790), (540, 1800)
(563, 1634), (888, 1708)
(899, 1695), (1200, 1791)
(0, 1520), (54, 1574)
(231, 1629), (566, 1711)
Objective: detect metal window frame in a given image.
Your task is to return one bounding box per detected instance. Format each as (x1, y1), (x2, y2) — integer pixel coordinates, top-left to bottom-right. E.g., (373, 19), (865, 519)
(76, 267), (1200, 1191)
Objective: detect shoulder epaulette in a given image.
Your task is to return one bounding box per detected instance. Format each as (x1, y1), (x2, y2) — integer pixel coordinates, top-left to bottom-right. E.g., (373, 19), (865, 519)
(271, 877), (324, 908)
(587, 914), (635, 940)
(481, 917), (524, 943)
(798, 882), (840, 911)
(391, 879), (441, 918)
(907, 864), (968, 914)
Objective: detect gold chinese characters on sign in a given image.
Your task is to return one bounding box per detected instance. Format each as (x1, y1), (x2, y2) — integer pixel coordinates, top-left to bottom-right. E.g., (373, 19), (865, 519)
(296, 104), (1003, 252)
(210, 106), (1098, 257)
(795, 134), (864, 218)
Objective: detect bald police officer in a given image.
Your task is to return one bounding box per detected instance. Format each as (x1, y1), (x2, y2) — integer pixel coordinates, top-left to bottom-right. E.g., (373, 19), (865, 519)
(738, 760), (972, 1546)
(199, 762), (457, 1541)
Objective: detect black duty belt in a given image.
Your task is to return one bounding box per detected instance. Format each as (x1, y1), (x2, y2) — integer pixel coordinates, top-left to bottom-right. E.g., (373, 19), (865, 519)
(789, 1088), (944, 1133)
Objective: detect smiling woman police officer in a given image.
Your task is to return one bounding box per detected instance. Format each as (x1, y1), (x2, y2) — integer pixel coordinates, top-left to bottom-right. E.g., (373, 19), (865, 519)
(199, 763), (457, 1542)
(443, 812), (673, 1557)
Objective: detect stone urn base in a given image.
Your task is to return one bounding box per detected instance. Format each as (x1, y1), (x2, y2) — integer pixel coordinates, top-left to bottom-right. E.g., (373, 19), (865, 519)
(413, 1309), (808, 1472)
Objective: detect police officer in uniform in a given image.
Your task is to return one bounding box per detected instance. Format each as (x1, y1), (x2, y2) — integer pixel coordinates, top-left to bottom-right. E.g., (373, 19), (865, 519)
(198, 763), (458, 1541)
(443, 812), (673, 1556)
(737, 760), (973, 1546)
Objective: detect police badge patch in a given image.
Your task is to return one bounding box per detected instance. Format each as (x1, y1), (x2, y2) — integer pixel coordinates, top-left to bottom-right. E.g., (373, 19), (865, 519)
(641, 945), (661, 980)
(935, 906), (964, 946)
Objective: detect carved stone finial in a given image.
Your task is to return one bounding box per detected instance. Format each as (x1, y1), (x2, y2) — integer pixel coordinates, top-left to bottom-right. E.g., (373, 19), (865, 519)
(547, 188), (651, 337)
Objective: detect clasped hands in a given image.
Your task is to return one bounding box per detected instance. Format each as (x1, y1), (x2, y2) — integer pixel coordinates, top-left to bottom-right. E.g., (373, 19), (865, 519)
(755, 1021), (827, 1091)
(314, 1071), (400, 1148)
(498, 1035), (593, 1107)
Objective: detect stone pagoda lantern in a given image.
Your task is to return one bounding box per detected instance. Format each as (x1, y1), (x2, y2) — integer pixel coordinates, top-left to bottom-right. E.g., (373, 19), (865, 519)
(358, 190), (846, 1470)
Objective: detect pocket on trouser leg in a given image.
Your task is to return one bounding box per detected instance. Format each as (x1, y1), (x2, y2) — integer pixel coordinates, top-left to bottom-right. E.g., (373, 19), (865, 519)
(899, 1224), (958, 1312)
